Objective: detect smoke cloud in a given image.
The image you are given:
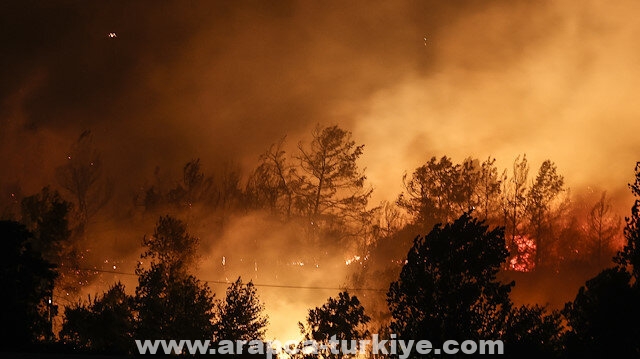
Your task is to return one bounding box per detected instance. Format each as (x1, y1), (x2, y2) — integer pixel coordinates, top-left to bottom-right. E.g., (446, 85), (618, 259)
(2, 0), (639, 339)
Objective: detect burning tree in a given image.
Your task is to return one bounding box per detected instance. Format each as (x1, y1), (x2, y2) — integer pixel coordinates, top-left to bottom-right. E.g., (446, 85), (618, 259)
(501, 155), (529, 268)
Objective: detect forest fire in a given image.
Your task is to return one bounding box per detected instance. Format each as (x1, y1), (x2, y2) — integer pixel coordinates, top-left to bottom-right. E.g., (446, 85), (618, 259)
(509, 235), (536, 272)
(4, 123), (632, 354)
(2, 0), (640, 356)
(345, 255), (361, 266)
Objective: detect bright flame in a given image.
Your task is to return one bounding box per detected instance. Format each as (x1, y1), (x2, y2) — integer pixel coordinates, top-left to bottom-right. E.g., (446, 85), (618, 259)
(345, 255), (361, 266)
(509, 235), (536, 272)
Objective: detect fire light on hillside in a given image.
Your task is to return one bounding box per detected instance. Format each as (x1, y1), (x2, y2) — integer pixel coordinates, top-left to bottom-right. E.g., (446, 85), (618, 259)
(509, 235), (536, 272)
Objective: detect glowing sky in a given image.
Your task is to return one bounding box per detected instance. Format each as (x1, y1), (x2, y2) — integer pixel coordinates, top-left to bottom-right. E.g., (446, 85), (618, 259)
(2, 0), (638, 206)
(1, 0), (639, 341)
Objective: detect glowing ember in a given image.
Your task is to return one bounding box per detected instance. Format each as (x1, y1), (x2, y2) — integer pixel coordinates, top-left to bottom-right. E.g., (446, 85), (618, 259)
(509, 235), (536, 272)
(345, 255), (361, 266)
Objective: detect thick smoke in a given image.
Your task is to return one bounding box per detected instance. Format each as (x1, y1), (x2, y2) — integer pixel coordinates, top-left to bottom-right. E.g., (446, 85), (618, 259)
(1, 0), (639, 339)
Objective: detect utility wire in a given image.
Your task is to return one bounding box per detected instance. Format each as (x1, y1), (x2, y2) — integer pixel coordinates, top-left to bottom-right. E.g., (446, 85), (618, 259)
(73, 267), (387, 292)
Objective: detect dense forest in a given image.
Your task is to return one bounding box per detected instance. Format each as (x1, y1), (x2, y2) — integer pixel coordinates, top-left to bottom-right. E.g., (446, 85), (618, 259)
(3, 0), (640, 357)
(1, 125), (638, 357)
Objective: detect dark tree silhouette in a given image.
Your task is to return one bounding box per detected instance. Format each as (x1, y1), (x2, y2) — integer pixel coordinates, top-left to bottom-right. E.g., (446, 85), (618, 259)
(525, 160), (565, 269)
(246, 137), (295, 216)
(0, 220), (57, 348)
(135, 216), (215, 342)
(502, 304), (563, 358)
(20, 187), (90, 294)
(587, 191), (621, 267)
(60, 282), (134, 354)
(55, 130), (112, 236)
(135, 264), (216, 342)
(209, 161), (245, 227)
(476, 157), (502, 222)
(20, 187), (73, 266)
(138, 159), (243, 232)
(500, 155), (529, 268)
(167, 158), (213, 209)
(295, 125), (372, 235)
(398, 156), (465, 228)
(563, 267), (640, 358)
(141, 215), (199, 274)
(563, 163), (640, 358)
(387, 213), (513, 350)
(616, 161), (640, 281)
(299, 291), (370, 359)
(213, 277), (268, 342)
(398, 156), (502, 230)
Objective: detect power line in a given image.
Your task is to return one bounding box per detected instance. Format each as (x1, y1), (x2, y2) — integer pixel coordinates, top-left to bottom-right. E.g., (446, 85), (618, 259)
(73, 267), (387, 292)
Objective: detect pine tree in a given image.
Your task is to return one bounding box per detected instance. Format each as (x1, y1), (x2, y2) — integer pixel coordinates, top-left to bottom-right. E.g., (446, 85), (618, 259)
(134, 216), (215, 342)
(299, 291), (370, 359)
(387, 214), (513, 349)
(213, 277), (268, 342)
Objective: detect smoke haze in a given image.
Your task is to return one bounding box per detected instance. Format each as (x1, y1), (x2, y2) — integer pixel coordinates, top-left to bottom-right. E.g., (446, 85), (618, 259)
(2, 0), (639, 340)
